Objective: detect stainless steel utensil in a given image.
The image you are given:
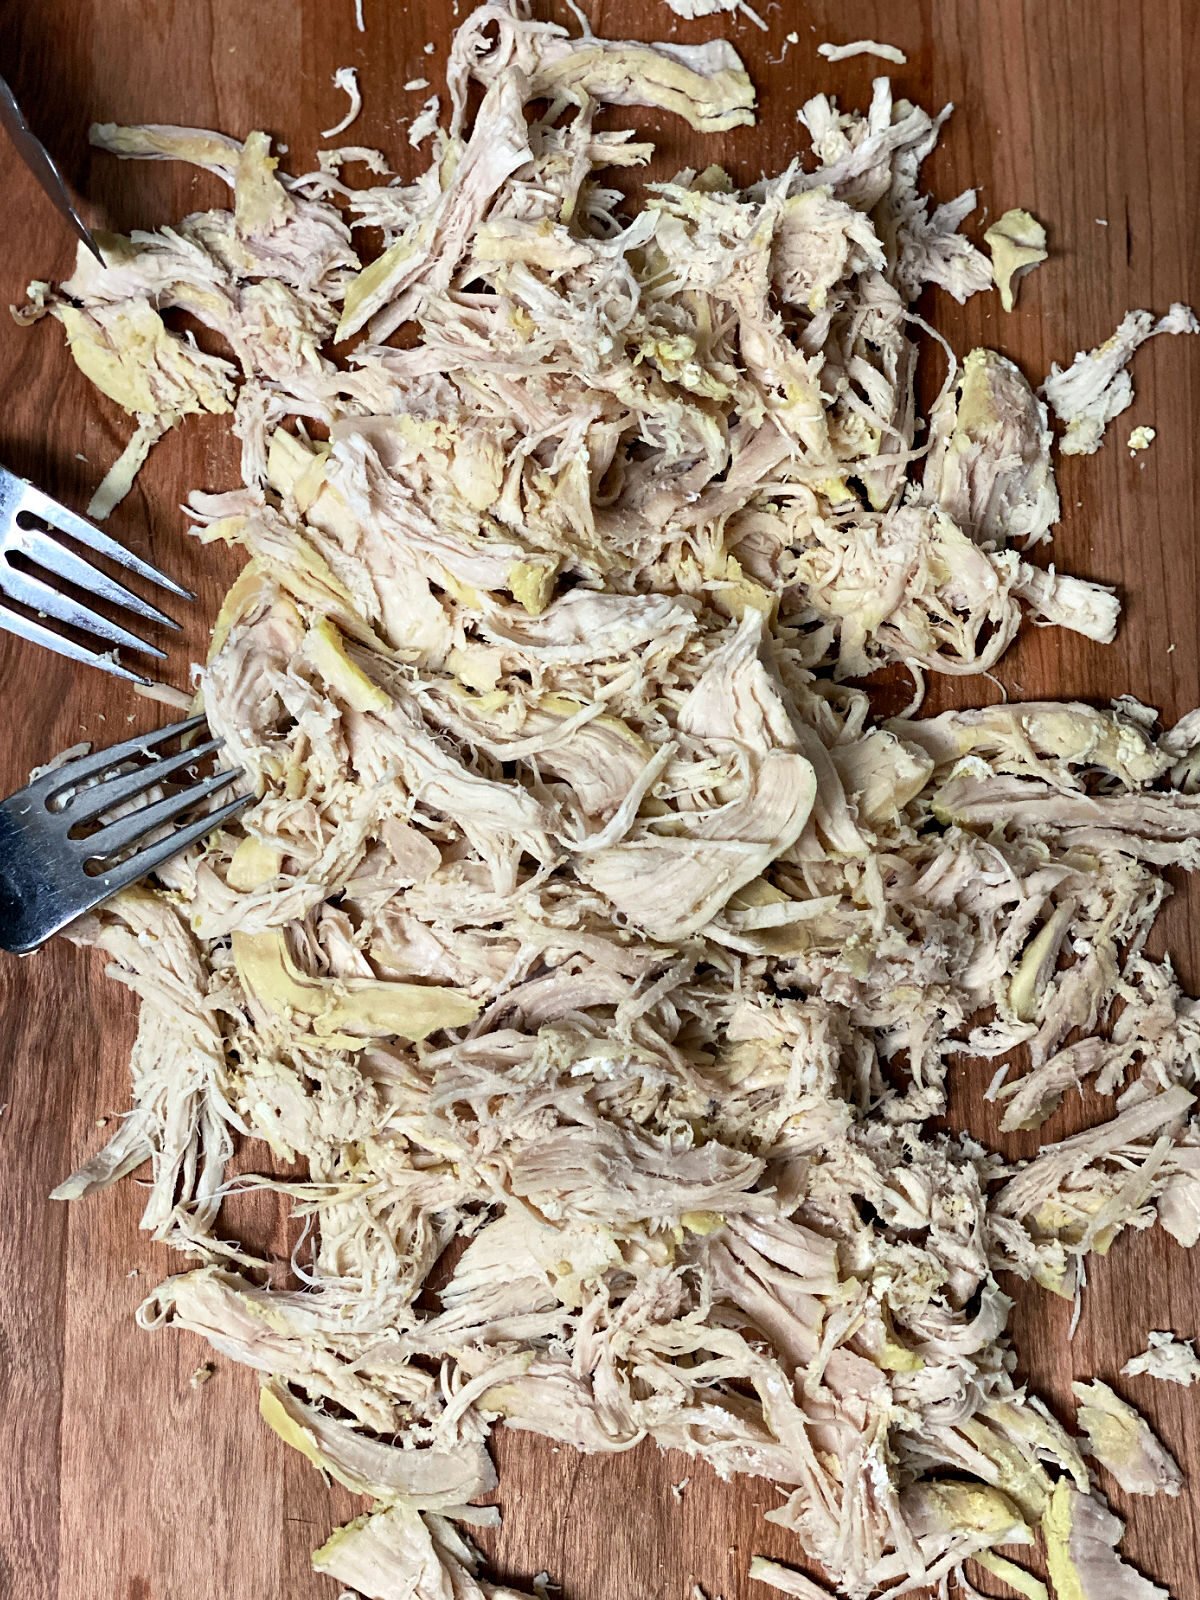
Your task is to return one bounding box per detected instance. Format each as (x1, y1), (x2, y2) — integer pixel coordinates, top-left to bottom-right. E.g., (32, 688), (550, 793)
(0, 714), (249, 953)
(0, 73), (103, 263)
(0, 465), (192, 684)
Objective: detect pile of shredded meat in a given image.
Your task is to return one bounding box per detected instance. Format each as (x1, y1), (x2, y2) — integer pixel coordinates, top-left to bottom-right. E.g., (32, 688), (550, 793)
(23, 5), (1200, 1597)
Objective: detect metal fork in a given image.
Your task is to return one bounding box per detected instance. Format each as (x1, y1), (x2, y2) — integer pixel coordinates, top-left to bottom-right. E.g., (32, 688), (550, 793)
(0, 466), (192, 684)
(0, 714), (249, 953)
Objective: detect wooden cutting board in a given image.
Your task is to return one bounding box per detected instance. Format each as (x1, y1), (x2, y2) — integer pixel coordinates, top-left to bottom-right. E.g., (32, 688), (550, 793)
(1, 2), (1198, 1596)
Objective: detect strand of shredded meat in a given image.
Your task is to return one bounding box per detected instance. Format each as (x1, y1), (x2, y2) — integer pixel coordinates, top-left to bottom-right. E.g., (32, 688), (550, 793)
(21, 5), (1200, 1598)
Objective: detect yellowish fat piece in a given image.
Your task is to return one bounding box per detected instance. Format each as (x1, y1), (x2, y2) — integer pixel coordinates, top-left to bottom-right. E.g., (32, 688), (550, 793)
(507, 559), (558, 615)
(986, 1397), (1090, 1492)
(815, 476), (855, 506)
(473, 688), (513, 716)
(984, 208), (1047, 313)
(311, 1514), (373, 1573)
(680, 1210), (725, 1236)
(57, 302), (160, 414)
(197, 514), (248, 547)
(87, 418), (165, 521)
(307, 616), (392, 714)
(474, 1351), (539, 1417)
(449, 430), (506, 511)
(266, 427), (312, 498)
(445, 645), (503, 694)
(293, 452), (331, 513)
(235, 130), (291, 236)
(266, 428), (331, 513)
(1009, 901), (1075, 1022)
(259, 1383), (328, 1475)
(873, 1334), (924, 1374)
(336, 231), (422, 341)
(279, 537), (356, 613)
(1012, 706), (1164, 786)
(437, 568), (487, 611)
(208, 562), (279, 662)
(916, 1479), (1032, 1541)
(955, 348), (1002, 434)
(509, 305), (536, 339)
(443, 680), (510, 717)
(227, 837), (282, 892)
(233, 927), (479, 1041)
(1031, 1252), (1074, 1298)
(728, 877), (789, 911)
(537, 692), (585, 718)
(973, 1552), (1048, 1600)
(1041, 1480), (1083, 1600)
(711, 555), (775, 621)
(259, 1386), (384, 1500)
(58, 300), (233, 419)
(954, 1417), (1053, 1522)
(1074, 1381), (1145, 1473)
(258, 530), (389, 655)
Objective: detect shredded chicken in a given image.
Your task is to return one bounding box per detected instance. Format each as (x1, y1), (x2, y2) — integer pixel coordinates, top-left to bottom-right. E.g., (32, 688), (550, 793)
(322, 69), (363, 140)
(985, 208), (1047, 313)
(407, 95), (441, 148)
(1043, 304), (1198, 455)
(1123, 1332), (1200, 1388)
(663, 0), (767, 27)
(22, 5), (1200, 1599)
(817, 41), (907, 66)
(1043, 1483), (1169, 1600)
(1072, 1380), (1182, 1498)
(749, 1559), (834, 1599)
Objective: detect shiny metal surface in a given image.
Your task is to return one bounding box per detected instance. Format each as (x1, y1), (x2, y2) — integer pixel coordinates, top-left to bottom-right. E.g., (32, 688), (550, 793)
(0, 74), (103, 263)
(0, 715), (248, 953)
(0, 464), (191, 682)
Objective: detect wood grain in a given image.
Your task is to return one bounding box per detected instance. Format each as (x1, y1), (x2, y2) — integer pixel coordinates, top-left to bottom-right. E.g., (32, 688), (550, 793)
(1, 2), (1198, 1597)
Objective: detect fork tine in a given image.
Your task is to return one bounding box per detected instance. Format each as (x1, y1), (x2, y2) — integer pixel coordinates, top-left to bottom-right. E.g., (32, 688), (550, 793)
(0, 600), (152, 684)
(0, 564), (164, 658)
(12, 523), (181, 630)
(33, 714), (208, 796)
(17, 481), (195, 601)
(83, 768), (242, 861)
(67, 737), (224, 826)
(93, 791), (251, 893)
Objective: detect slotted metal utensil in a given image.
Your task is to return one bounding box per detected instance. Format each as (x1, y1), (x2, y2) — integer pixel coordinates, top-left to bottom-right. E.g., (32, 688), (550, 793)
(0, 74), (103, 264)
(0, 465), (193, 684)
(0, 714), (249, 953)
